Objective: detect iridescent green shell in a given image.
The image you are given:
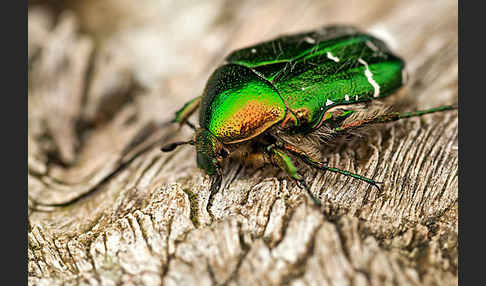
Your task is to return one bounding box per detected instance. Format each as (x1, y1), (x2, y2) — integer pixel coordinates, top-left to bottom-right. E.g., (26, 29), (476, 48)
(226, 25), (405, 132)
(199, 64), (285, 143)
(199, 25), (405, 143)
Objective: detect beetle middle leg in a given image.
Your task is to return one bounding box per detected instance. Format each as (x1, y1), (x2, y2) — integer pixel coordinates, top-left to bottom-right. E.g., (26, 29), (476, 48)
(277, 142), (383, 191)
(265, 144), (322, 207)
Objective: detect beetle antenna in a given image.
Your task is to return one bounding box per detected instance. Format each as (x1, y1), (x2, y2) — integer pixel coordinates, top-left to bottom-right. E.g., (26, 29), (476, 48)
(161, 140), (194, 152)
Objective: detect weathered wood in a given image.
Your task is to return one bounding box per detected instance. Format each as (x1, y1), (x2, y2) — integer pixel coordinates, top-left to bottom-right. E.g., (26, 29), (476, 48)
(28, 0), (458, 285)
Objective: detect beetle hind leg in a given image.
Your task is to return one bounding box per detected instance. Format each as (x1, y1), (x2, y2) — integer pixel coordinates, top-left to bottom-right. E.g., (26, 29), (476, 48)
(330, 105), (457, 137)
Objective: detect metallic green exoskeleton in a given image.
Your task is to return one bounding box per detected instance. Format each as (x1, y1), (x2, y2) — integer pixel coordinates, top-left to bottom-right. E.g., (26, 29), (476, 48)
(162, 25), (456, 208)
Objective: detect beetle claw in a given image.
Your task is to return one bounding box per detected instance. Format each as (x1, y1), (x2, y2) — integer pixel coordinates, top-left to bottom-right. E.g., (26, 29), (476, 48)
(297, 179), (322, 207)
(372, 181), (384, 192)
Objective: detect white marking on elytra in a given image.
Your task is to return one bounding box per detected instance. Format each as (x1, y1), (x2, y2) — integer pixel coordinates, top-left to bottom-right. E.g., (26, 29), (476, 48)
(304, 37), (316, 44)
(326, 51), (340, 62)
(366, 40), (378, 51)
(326, 99), (334, 106)
(358, 58), (380, 98)
(251, 48), (257, 54)
(345, 94), (350, 101)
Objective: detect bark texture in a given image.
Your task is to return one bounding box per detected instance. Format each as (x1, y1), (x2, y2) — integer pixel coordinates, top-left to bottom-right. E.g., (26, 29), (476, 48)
(28, 0), (458, 285)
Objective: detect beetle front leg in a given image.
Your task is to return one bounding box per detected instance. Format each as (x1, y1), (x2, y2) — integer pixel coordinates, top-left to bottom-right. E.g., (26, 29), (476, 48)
(172, 95), (202, 129)
(266, 145), (321, 207)
(277, 142), (383, 191)
(206, 173), (222, 219)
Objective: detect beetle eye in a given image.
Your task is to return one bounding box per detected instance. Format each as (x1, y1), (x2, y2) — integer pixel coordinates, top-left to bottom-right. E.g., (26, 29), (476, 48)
(219, 148), (229, 158)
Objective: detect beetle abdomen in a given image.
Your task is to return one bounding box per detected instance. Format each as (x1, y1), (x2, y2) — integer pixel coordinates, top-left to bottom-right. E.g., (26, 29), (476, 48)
(199, 64), (286, 143)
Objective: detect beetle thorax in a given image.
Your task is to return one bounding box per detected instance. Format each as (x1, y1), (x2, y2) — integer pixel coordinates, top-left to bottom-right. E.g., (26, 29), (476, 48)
(199, 64), (286, 144)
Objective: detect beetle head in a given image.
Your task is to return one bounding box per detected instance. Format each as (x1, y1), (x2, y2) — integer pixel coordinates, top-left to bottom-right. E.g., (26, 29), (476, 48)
(161, 128), (228, 176)
(194, 128), (228, 176)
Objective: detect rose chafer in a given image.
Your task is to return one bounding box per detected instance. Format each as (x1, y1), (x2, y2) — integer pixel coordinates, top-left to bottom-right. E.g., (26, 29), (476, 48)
(162, 25), (456, 207)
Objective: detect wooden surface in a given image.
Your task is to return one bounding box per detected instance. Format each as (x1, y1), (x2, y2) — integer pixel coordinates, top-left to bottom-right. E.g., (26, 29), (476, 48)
(28, 0), (458, 285)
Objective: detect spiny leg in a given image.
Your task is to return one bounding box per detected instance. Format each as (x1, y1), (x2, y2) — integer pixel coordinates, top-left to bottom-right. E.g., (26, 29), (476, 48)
(266, 145), (321, 207)
(278, 143), (383, 191)
(127, 96), (203, 154)
(172, 95), (202, 130)
(159, 96), (202, 149)
(127, 96), (205, 153)
(207, 174), (222, 218)
(184, 120), (197, 130)
(288, 105), (458, 188)
(330, 105), (457, 137)
(290, 105), (457, 188)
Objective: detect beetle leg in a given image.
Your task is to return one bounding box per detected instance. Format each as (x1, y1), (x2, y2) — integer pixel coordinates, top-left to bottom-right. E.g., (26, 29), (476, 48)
(330, 105), (457, 137)
(172, 95), (202, 129)
(276, 106), (457, 191)
(206, 173), (222, 218)
(266, 145), (321, 207)
(277, 142), (383, 191)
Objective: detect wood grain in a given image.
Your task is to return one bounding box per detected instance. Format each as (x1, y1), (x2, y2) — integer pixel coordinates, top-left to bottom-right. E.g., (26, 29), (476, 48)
(28, 0), (458, 285)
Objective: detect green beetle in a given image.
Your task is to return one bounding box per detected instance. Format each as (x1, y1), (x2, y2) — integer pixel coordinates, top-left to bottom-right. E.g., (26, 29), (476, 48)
(162, 25), (455, 207)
